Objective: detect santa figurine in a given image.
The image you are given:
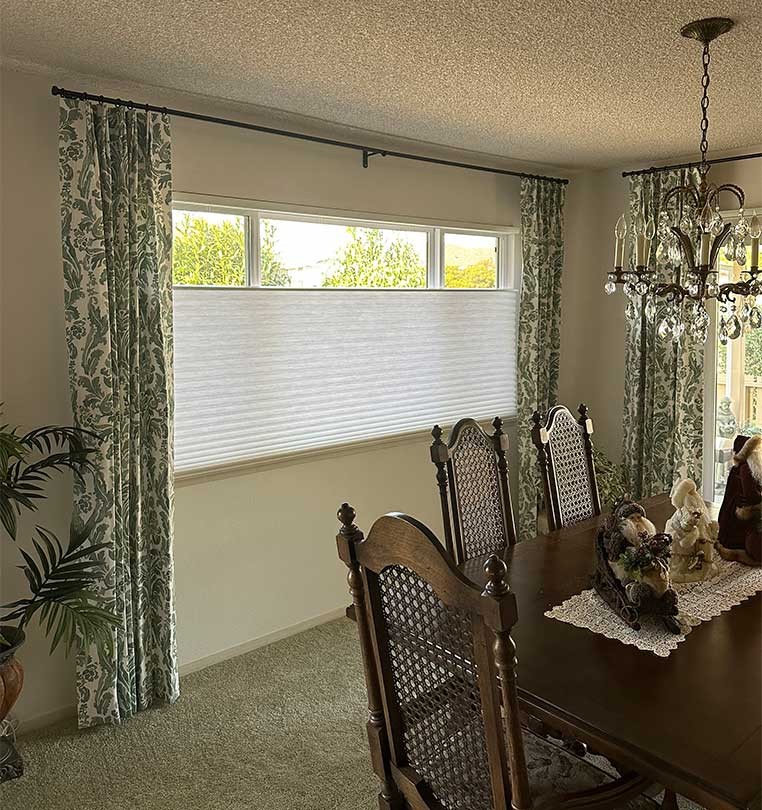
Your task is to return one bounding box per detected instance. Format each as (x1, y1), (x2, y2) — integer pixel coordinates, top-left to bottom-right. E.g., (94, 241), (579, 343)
(664, 479), (719, 583)
(717, 435), (762, 566)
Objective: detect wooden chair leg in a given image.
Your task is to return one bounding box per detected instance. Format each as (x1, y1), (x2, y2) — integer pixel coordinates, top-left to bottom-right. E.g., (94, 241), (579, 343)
(662, 789), (679, 810)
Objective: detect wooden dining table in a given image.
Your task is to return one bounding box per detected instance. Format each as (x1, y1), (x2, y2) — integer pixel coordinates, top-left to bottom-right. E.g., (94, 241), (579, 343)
(459, 493), (761, 810)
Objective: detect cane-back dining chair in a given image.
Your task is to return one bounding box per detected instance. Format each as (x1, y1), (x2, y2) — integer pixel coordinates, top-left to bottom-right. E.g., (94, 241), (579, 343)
(335, 503), (654, 810)
(532, 404), (602, 532)
(430, 417), (516, 565)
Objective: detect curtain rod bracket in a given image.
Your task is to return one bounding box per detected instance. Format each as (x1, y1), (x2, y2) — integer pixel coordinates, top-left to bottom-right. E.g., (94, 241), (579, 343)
(362, 149), (387, 169)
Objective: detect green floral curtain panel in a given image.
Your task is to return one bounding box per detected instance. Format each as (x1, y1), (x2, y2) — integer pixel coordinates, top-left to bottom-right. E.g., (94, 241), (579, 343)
(59, 98), (179, 727)
(516, 178), (566, 540)
(622, 170), (705, 500)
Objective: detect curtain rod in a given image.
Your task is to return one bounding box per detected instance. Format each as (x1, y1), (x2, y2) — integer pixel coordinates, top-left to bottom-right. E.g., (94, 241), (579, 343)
(622, 151), (762, 178)
(52, 86), (569, 186)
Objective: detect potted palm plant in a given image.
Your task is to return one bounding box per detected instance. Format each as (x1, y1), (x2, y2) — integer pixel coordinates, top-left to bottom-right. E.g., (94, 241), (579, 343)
(0, 419), (116, 780)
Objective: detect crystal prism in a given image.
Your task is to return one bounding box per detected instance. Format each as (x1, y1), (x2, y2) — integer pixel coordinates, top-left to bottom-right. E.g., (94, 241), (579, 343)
(736, 243), (747, 265)
(604, 281), (616, 295)
(718, 318), (729, 345)
(710, 209), (724, 237)
(735, 210), (749, 240)
(726, 314), (743, 340)
(680, 214), (694, 235)
(724, 238), (735, 262)
(657, 318), (671, 340)
(644, 298), (657, 323)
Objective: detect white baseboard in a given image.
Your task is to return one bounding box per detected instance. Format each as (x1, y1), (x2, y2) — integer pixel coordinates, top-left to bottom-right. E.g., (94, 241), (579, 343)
(17, 606), (347, 734)
(178, 606), (347, 676)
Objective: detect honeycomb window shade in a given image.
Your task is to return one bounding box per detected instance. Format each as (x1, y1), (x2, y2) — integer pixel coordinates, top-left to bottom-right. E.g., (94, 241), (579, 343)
(173, 288), (518, 473)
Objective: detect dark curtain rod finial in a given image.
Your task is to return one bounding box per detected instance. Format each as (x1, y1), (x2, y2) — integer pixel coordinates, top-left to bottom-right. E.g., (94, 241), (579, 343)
(51, 84), (568, 185)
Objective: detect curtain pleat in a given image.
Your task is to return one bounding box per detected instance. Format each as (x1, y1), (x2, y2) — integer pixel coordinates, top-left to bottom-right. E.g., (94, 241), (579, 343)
(58, 98), (179, 727)
(516, 179), (566, 540)
(622, 171), (705, 499)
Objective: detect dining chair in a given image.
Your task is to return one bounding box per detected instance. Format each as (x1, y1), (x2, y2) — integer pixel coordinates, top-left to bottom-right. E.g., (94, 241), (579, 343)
(335, 503), (654, 810)
(429, 417), (516, 565)
(532, 403), (602, 532)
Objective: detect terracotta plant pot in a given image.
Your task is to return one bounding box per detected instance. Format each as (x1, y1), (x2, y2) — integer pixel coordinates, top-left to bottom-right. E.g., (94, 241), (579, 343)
(0, 626), (24, 722)
(0, 625), (25, 782)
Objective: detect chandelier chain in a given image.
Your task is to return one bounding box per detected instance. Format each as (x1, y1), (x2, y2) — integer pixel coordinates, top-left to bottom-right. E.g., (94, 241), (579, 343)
(699, 41), (711, 174)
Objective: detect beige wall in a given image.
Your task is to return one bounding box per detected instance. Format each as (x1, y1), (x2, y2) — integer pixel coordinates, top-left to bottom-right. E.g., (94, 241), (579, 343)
(0, 66), (541, 727)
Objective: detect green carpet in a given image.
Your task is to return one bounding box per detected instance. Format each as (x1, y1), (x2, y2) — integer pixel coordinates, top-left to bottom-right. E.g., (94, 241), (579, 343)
(1, 619), (378, 810)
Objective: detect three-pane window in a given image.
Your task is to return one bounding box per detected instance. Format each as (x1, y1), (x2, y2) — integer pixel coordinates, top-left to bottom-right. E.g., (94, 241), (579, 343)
(172, 205), (515, 291)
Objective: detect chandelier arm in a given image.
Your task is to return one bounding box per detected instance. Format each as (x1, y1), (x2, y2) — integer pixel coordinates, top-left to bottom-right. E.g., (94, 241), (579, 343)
(717, 281), (754, 305)
(663, 185), (700, 208)
(707, 183), (745, 210)
(651, 283), (686, 304)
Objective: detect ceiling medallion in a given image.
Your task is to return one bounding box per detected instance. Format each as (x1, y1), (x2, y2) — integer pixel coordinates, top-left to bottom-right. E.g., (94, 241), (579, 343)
(607, 17), (761, 345)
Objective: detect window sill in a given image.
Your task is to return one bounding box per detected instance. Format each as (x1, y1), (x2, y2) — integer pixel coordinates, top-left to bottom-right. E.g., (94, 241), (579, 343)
(174, 416), (517, 487)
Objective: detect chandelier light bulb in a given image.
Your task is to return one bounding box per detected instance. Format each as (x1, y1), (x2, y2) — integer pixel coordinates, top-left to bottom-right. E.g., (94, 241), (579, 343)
(634, 212), (646, 237)
(645, 218), (656, 240)
(615, 215), (627, 239)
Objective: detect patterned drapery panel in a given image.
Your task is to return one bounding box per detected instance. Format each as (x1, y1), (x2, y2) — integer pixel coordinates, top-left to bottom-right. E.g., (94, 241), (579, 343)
(517, 179), (566, 540)
(623, 171), (705, 500)
(59, 98), (179, 727)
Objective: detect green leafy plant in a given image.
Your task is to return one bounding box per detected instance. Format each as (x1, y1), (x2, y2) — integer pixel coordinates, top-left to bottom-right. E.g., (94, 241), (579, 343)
(618, 534), (672, 580)
(0, 420), (117, 654)
(592, 445), (628, 509)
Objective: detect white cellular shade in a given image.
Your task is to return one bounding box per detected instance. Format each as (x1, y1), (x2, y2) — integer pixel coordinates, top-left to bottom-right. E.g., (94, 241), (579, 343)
(173, 288), (518, 472)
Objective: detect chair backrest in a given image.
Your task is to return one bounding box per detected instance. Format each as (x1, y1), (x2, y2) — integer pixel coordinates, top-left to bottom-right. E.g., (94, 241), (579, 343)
(430, 417), (517, 564)
(336, 506), (529, 810)
(532, 404), (601, 532)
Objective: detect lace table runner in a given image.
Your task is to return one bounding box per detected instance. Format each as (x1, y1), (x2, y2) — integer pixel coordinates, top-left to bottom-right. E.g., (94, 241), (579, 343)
(545, 560), (762, 657)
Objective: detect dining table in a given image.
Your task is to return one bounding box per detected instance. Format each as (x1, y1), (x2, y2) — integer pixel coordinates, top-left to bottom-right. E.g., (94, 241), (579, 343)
(460, 493), (761, 810)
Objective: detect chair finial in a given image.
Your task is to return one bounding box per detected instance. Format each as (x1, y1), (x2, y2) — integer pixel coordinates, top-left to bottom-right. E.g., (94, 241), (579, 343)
(531, 410), (543, 428)
(492, 416), (504, 433)
(578, 403), (589, 419)
(430, 424), (448, 464)
(337, 502), (357, 533)
(482, 554), (509, 597)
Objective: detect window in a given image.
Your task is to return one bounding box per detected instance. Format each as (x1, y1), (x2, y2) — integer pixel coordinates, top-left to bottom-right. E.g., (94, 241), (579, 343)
(443, 232), (498, 289)
(707, 237), (762, 500)
(172, 201), (520, 474)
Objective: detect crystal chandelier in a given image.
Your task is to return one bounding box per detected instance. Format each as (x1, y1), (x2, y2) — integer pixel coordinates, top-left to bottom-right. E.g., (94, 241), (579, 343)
(607, 17), (761, 345)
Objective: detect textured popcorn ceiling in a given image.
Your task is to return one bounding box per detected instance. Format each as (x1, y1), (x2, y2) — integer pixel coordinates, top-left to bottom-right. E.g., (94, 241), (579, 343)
(2, 0), (761, 168)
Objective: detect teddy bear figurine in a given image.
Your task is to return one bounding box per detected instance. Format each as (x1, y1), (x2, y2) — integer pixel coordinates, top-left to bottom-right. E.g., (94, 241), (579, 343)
(665, 478), (720, 583)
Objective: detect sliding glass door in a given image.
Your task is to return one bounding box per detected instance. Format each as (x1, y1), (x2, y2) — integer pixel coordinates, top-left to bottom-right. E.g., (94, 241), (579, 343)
(706, 243), (762, 501)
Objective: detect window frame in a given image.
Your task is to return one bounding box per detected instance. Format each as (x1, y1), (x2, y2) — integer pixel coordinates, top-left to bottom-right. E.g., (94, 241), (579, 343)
(172, 195), (520, 292)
